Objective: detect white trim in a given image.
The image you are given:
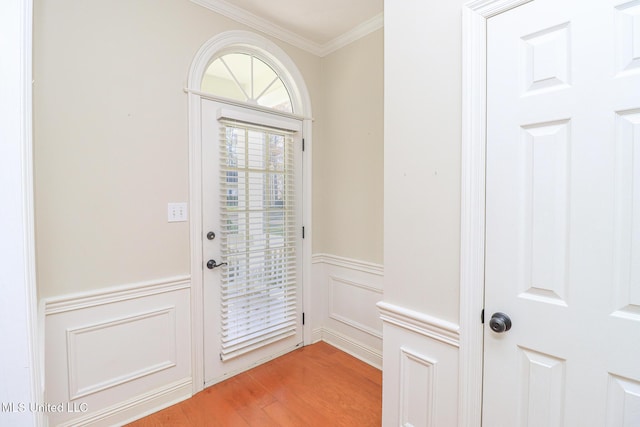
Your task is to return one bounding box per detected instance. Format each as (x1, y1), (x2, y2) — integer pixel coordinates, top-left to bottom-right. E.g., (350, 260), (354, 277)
(320, 13), (384, 57)
(66, 307), (178, 400)
(328, 275), (383, 339)
(183, 88), (313, 121)
(188, 30), (313, 393)
(57, 377), (192, 427)
(217, 107), (302, 132)
(312, 253), (384, 276)
(301, 118), (314, 347)
(190, 0), (383, 57)
(43, 276), (191, 315)
(187, 31), (312, 115)
(0, 0), (42, 425)
(311, 327), (323, 343)
(377, 301), (460, 348)
(400, 347), (436, 427)
(320, 328), (383, 369)
(459, 1), (533, 426)
(191, 0), (323, 55)
(465, 0), (532, 18)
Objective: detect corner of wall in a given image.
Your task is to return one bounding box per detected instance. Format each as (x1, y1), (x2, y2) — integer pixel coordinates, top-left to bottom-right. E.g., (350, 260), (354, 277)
(311, 253), (383, 369)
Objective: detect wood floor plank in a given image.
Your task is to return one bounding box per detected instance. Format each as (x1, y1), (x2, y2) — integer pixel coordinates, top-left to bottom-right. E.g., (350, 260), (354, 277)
(181, 387), (251, 427)
(261, 400), (318, 427)
(126, 342), (381, 426)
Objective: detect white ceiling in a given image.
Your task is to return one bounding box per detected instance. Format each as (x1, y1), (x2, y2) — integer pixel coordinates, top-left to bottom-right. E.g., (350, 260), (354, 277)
(192, 0), (384, 56)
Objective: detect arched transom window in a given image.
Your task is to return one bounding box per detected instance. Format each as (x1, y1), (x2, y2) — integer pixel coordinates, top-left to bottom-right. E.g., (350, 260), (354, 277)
(201, 53), (293, 113)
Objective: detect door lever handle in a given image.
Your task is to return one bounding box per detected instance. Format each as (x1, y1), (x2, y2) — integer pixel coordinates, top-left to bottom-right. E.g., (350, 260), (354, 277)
(206, 259), (228, 270)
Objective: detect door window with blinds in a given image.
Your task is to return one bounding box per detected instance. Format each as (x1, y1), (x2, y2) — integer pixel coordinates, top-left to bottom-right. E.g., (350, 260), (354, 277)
(217, 119), (299, 361)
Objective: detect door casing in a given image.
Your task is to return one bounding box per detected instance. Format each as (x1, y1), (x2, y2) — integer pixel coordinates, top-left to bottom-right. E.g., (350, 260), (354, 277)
(186, 30), (314, 395)
(459, 1), (535, 425)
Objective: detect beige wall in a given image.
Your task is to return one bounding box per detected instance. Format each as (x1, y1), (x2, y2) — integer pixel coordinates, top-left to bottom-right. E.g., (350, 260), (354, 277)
(384, 0), (463, 322)
(34, 0), (384, 299)
(313, 29), (384, 264)
(33, 0), (323, 298)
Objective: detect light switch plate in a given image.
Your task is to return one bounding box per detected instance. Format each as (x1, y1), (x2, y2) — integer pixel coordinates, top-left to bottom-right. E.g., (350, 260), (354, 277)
(168, 202), (188, 222)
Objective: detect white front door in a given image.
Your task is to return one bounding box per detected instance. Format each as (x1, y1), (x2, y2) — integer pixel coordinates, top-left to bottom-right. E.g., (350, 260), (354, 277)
(201, 99), (304, 386)
(484, 0), (640, 425)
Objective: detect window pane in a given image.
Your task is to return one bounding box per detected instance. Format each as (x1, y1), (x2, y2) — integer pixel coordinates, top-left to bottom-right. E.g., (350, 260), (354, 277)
(201, 53), (293, 113)
(256, 78), (292, 113)
(253, 58), (278, 100)
(202, 58), (246, 101)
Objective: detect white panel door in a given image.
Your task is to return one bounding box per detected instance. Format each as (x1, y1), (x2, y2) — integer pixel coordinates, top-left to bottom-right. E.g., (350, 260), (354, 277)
(485, 0), (640, 425)
(201, 99), (303, 386)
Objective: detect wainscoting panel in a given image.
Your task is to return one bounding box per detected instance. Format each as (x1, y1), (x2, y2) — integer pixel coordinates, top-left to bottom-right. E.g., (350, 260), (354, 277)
(329, 275), (383, 339)
(312, 254), (383, 368)
(378, 301), (460, 427)
(44, 276), (192, 426)
(400, 347), (436, 427)
(66, 307), (177, 400)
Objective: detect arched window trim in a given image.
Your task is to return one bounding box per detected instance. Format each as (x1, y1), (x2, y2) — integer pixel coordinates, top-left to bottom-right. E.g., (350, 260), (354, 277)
(187, 31), (312, 119)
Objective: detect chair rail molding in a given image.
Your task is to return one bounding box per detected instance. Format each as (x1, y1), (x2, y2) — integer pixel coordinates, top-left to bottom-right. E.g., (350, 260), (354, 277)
(377, 301), (460, 348)
(312, 253), (384, 276)
(44, 276), (191, 315)
(460, 1), (533, 426)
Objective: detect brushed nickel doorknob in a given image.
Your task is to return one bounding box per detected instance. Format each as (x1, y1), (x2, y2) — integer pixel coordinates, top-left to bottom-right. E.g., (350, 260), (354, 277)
(489, 312), (512, 333)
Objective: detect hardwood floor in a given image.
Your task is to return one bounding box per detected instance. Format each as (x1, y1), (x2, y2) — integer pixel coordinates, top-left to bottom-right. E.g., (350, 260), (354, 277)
(126, 342), (382, 426)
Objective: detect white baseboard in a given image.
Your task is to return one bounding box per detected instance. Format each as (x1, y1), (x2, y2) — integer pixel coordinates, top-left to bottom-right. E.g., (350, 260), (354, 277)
(57, 378), (192, 427)
(311, 327), (323, 343)
(320, 327), (382, 369)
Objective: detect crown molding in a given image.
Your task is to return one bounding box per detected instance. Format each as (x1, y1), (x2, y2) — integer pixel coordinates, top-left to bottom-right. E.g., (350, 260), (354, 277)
(320, 12), (383, 56)
(191, 0), (383, 57)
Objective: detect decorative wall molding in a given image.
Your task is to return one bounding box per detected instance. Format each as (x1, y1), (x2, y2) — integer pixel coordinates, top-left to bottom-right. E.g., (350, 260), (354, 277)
(190, 0), (383, 57)
(312, 253), (384, 276)
(328, 275), (383, 339)
(320, 13), (384, 57)
(45, 278), (191, 426)
(381, 321), (459, 426)
(44, 276), (191, 315)
(377, 301), (460, 348)
(311, 254), (383, 369)
(66, 307), (178, 400)
(400, 347), (436, 427)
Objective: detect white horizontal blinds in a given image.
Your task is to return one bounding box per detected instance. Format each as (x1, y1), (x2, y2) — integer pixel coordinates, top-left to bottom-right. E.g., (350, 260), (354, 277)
(218, 119), (297, 361)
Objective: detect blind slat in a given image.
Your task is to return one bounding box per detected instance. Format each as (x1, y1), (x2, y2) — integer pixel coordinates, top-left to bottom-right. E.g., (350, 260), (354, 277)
(218, 121), (298, 361)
